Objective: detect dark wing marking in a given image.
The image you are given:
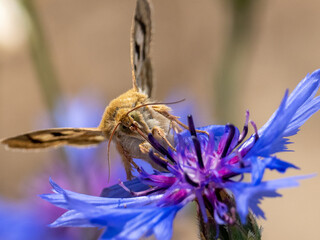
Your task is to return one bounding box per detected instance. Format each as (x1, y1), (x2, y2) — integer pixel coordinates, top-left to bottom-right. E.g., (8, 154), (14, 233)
(1, 128), (106, 149)
(131, 0), (153, 97)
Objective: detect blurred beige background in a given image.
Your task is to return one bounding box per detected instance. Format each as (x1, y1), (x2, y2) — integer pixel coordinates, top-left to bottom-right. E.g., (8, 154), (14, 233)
(1, 0), (320, 239)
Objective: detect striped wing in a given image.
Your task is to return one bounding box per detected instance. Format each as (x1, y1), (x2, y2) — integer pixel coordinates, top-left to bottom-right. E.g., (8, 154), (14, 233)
(131, 0), (153, 97)
(1, 128), (106, 149)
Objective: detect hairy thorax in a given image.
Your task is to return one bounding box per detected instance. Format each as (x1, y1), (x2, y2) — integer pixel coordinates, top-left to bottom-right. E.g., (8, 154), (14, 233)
(98, 88), (172, 160)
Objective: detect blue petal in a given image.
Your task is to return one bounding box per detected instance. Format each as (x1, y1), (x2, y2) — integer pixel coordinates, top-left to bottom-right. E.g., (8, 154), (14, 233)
(285, 95), (320, 136)
(265, 157), (299, 173)
(42, 180), (181, 240)
(243, 69), (320, 157)
(237, 157), (300, 185)
(0, 200), (46, 240)
(56, 201), (180, 240)
(41, 179), (162, 210)
(50, 210), (92, 227)
(225, 175), (314, 223)
(153, 208), (177, 240)
(110, 206), (180, 240)
(177, 125), (225, 141)
(175, 125), (226, 154)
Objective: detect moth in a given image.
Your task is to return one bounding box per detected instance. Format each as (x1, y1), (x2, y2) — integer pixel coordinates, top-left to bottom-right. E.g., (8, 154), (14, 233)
(1, 0), (191, 180)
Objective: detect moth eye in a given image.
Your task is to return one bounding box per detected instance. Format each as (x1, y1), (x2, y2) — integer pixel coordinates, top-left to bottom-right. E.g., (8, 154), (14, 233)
(120, 124), (130, 132)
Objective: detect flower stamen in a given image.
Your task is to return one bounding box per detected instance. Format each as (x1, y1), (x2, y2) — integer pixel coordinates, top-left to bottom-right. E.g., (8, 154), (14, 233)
(148, 133), (175, 163)
(238, 110), (249, 144)
(187, 115), (204, 169)
(149, 150), (169, 170)
(250, 120), (259, 142)
(184, 173), (199, 187)
(221, 124), (236, 158)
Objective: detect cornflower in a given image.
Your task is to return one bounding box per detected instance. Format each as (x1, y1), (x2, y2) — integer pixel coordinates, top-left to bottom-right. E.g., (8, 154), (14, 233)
(42, 70), (320, 240)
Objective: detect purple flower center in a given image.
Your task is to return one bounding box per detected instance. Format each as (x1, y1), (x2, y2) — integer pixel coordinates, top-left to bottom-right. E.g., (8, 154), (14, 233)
(125, 112), (260, 224)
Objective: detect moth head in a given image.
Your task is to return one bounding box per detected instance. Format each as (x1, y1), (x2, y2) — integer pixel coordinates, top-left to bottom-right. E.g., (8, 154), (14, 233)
(114, 108), (142, 136)
(99, 88), (149, 136)
(106, 106), (148, 170)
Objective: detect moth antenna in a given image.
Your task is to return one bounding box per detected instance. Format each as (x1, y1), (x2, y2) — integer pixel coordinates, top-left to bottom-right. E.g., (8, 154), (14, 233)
(125, 98), (186, 117)
(107, 122), (121, 183)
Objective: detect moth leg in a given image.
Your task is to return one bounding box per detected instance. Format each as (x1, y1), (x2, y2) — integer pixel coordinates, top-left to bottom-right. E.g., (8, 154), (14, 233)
(152, 126), (176, 151)
(169, 116), (184, 133)
(128, 111), (151, 134)
(116, 142), (136, 180)
(138, 126), (174, 152)
(152, 105), (209, 136)
(139, 141), (151, 154)
(139, 141), (167, 170)
(151, 105), (182, 133)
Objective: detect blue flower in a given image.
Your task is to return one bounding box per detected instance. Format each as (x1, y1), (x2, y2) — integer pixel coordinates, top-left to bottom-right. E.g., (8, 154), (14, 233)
(50, 92), (126, 193)
(0, 199), (45, 240)
(0, 93), (120, 240)
(42, 70), (320, 239)
(53, 92), (106, 170)
(0, 197), (81, 240)
(42, 178), (181, 240)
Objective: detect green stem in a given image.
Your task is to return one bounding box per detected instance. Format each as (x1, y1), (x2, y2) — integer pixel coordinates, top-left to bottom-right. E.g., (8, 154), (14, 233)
(20, 0), (62, 119)
(19, 0), (70, 165)
(214, 0), (260, 124)
(197, 205), (261, 240)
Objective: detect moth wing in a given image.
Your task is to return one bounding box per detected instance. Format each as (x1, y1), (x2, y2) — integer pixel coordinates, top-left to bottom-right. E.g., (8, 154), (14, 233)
(131, 0), (153, 97)
(1, 128), (106, 150)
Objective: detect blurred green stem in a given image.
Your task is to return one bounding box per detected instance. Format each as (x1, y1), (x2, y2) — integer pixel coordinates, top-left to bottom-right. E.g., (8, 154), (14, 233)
(210, 2), (262, 238)
(20, 0), (62, 119)
(215, 0), (260, 124)
(19, 0), (70, 165)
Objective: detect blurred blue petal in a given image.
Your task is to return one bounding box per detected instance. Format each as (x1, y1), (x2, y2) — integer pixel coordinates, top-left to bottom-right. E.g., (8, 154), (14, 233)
(0, 200), (44, 240)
